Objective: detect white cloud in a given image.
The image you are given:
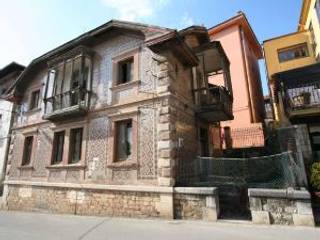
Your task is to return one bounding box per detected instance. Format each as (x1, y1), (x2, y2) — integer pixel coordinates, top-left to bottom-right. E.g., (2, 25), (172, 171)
(181, 12), (194, 27)
(100, 0), (169, 21)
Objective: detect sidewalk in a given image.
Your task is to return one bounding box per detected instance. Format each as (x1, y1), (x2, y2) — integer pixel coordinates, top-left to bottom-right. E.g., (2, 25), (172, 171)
(0, 211), (319, 240)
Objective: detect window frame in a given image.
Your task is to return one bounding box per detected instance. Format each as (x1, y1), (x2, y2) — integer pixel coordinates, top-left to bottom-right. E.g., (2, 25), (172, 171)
(29, 89), (41, 110)
(68, 127), (83, 164)
(114, 119), (133, 162)
(277, 43), (310, 63)
(21, 136), (34, 166)
(51, 131), (65, 165)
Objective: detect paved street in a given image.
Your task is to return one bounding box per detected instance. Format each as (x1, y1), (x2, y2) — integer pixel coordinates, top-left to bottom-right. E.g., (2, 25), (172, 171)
(0, 211), (319, 240)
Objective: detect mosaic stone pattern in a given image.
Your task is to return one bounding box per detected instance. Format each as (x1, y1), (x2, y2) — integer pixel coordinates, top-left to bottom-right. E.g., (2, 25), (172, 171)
(86, 117), (109, 181)
(138, 107), (157, 179)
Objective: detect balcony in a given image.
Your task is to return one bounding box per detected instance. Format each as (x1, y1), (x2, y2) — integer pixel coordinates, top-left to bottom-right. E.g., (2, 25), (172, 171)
(282, 81), (320, 119)
(194, 84), (233, 122)
(43, 87), (90, 121)
(275, 62), (320, 121)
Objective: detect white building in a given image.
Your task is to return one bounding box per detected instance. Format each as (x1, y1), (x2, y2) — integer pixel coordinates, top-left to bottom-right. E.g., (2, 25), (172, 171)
(0, 62), (24, 194)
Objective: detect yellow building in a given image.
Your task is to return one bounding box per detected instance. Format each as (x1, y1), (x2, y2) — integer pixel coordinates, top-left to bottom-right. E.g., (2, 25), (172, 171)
(298, 0), (320, 60)
(263, 0), (320, 160)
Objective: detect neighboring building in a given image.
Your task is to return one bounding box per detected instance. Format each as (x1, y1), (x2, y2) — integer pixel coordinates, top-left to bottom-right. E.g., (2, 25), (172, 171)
(2, 20), (233, 218)
(0, 62), (25, 193)
(263, 0), (320, 160)
(298, 0), (320, 61)
(208, 12), (265, 150)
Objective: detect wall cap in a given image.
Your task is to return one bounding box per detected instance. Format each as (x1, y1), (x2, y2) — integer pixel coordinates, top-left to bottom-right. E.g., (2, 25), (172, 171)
(248, 188), (310, 200)
(4, 180), (217, 195)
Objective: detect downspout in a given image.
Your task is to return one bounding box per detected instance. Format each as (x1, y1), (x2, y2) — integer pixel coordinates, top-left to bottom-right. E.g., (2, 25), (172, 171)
(239, 26), (254, 123)
(0, 102), (15, 195)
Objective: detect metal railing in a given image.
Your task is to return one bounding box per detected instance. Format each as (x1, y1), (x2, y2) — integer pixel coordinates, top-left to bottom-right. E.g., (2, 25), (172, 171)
(282, 81), (320, 114)
(44, 87), (90, 115)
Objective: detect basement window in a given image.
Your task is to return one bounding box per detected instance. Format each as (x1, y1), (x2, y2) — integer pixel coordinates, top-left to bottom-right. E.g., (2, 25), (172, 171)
(118, 58), (133, 84)
(115, 120), (132, 161)
(278, 43), (309, 63)
(22, 136), (33, 166)
(51, 131), (65, 165)
(69, 128), (83, 164)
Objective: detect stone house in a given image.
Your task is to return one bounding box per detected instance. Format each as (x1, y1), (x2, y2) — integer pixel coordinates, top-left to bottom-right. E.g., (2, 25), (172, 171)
(2, 20), (232, 219)
(0, 62), (25, 194)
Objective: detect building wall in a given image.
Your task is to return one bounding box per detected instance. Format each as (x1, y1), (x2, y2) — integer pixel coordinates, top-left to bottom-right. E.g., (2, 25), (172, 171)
(6, 32), (203, 189)
(264, 31), (317, 121)
(300, 0), (320, 59)
(264, 31), (316, 80)
(209, 25), (265, 148)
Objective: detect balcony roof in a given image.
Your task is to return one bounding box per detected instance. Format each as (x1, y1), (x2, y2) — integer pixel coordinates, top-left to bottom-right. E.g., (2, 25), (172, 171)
(274, 62), (320, 87)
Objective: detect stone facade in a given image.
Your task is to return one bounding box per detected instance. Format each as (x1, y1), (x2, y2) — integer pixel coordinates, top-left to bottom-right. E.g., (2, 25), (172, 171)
(249, 188), (315, 226)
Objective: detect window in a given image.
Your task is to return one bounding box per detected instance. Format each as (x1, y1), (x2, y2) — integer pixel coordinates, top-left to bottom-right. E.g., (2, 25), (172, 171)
(199, 128), (209, 157)
(51, 131), (65, 164)
(30, 90), (40, 110)
(278, 43), (309, 62)
(309, 23), (317, 54)
(118, 58), (133, 84)
(22, 136), (33, 166)
(115, 120), (132, 161)
(69, 128), (83, 163)
(316, 0), (320, 21)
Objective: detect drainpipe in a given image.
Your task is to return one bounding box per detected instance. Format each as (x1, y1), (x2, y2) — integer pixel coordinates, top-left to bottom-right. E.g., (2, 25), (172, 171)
(239, 26), (255, 123)
(0, 102), (15, 195)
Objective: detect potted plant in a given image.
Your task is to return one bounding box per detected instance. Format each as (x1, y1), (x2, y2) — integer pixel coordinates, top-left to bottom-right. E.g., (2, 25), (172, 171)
(310, 162), (320, 198)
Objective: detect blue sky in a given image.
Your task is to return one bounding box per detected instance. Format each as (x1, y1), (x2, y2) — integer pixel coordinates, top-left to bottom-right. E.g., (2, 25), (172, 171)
(0, 0), (303, 95)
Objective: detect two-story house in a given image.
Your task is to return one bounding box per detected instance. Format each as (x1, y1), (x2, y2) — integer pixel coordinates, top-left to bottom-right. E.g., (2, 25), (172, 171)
(2, 20), (233, 219)
(0, 62), (25, 195)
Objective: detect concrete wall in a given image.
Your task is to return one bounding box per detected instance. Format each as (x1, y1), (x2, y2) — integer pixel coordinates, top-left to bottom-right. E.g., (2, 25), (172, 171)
(249, 188), (315, 226)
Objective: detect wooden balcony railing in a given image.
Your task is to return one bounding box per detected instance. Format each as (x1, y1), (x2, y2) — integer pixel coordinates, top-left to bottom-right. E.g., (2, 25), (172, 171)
(194, 85), (233, 122)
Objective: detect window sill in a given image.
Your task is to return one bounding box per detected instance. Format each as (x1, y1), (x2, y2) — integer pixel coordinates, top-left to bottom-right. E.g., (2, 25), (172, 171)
(18, 165), (34, 170)
(46, 164), (86, 170)
(25, 108), (41, 114)
(110, 80), (140, 91)
(107, 160), (137, 170)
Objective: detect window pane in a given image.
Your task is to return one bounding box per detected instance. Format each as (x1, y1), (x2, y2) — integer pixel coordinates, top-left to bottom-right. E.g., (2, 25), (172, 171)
(63, 60), (72, 92)
(30, 90), (40, 110)
(116, 120), (132, 161)
(69, 128), (83, 163)
(51, 131), (65, 164)
(118, 58), (133, 84)
(22, 136), (33, 166)
(278, 44), (309, 62)
(54, 63), (64, 95)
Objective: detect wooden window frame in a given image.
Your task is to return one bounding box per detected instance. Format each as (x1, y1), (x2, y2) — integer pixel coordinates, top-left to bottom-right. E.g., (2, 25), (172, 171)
(51, 131), (65, 165)
(277, 43), (310, 63)
(21, 135), (34, 166)
(68, 127), (83, 164)
(114, 119), (133, 162)
(29, 89), (41, 110)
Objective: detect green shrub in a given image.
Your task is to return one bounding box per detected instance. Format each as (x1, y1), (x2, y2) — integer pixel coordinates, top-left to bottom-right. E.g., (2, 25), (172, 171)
(310, 162), (320, 191)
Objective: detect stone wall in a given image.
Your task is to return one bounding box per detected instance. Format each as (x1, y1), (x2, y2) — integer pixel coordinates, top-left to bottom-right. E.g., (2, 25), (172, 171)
(2, 182), (219, 221)
(249, 188), (315, 226)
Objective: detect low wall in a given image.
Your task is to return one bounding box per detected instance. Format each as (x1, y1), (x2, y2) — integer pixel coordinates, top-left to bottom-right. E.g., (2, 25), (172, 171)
(2, 181), (219, 221)
(249, 188), (314, 226)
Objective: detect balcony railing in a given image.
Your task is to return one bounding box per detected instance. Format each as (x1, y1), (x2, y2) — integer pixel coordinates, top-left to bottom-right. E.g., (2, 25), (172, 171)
(194, 85), (233, 122)
(282, 81), (320, 118)
(43, 87), (90, 120)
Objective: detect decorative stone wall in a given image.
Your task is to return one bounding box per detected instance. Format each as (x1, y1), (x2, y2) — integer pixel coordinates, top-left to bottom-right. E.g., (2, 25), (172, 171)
(249, 188), (315, 226)
(3, 182), (219, 222)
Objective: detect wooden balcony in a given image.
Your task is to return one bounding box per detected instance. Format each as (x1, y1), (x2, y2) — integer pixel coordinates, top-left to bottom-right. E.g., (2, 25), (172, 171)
(194, 85), (233, 122)
(43, 88), (90, 121)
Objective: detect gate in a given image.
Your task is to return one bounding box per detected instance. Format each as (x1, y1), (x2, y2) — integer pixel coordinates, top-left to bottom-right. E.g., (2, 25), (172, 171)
(177, 152), (306, 220)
